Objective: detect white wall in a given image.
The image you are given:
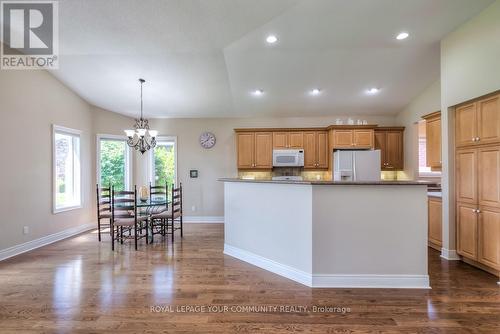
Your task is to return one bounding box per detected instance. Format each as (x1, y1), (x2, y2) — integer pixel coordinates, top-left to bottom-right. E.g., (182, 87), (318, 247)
(92, 106), (397, 218)
(396, 80), (441, 180)
(440, 0), (500, 254)
(0, 70), (94, 252)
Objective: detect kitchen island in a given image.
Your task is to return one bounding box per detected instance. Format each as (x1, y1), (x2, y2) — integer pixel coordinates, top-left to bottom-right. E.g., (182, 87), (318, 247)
(220, 178), (434, 289)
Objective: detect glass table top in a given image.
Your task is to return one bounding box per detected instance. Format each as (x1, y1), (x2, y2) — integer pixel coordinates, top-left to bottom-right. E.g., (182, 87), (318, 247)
(114, 197), (169, 208)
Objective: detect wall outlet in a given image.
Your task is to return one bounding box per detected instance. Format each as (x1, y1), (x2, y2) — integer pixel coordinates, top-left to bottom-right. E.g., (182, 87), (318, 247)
(23, 226), (29, 235)
(191, 205), (196, 212)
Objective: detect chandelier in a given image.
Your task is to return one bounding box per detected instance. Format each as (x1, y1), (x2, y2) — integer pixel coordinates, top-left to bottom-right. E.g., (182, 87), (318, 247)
(124, 78), (158, 154)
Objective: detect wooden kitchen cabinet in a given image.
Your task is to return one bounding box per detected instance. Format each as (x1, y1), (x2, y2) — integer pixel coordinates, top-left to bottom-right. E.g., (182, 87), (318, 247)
(332, 130), (354, 148)
(273, 131), (303, 149)
(288, 132), (304, 148)
(303, 131), (328, 169)
(457, 202), (479, 260)
(478, 206), (500, 270)
(236, 132), (272, 169)
(254, 132), (273, 168)
(455, 94), (500, 275)
(428, 196), (442, 250)
(353, 130), (374, 148)
(478, 146), (500, 208)
(456, 102), (477, 147)
(237, 132), (255, 169)
(331, 127), (374, 149)
(317, 131), (328, 168)
(456, 148), (477, 204)
(374, 127), (404, 170)
(477, 95), (500, 145)
(456, 94), (500, 148)
(422, 111), (441, 170)
(273, 132), (288, 149)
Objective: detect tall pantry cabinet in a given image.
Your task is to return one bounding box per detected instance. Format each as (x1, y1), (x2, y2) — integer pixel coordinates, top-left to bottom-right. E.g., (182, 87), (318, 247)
(455, 93), (500, 275)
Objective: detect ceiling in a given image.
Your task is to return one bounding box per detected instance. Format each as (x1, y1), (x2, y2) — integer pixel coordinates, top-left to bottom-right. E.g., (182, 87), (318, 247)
(43, 0), (495, 117)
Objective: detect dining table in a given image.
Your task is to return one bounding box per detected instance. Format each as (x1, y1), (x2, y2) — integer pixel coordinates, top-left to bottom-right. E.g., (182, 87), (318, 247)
(115, 197), (170, 243)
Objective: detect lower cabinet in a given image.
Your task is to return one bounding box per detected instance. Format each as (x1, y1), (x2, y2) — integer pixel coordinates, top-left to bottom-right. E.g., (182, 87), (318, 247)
(457, 201), (500, 271)
(428, 197), (442, 250)
(478, 206), (500, 270)
(457, 202), (479, 260)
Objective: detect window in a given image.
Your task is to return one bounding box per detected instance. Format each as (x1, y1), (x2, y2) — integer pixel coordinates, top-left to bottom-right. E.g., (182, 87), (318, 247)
(150, 137), (177, 192)
(417, 120), (441, 177)
(53, 125), (82, 213)
(97, 135), (131, 191)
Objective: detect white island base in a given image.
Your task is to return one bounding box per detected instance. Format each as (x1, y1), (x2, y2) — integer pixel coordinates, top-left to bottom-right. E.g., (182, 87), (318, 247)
(222, 179), (430, 289)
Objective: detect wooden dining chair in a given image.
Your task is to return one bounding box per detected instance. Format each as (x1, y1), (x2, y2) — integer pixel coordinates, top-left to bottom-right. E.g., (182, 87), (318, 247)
(111, 185), (149, 251)
(150, 183), (183, 242)
(169, 183), (183, 242)
(150, 182), (168, 213)
(96, 183), (111, 242)
(149, 182), (168, 242)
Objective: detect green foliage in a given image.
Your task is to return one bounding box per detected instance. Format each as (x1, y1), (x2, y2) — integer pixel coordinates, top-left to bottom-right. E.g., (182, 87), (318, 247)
(100, 140), (126, 190)
(154, 144), (175, 192)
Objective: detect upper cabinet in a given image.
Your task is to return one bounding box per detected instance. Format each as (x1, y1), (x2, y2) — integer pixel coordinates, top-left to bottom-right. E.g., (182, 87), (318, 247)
(331, 126), (375, 149)
(303, 131), (328, 169)
(456, 94), (500, 148)
(422, 111), (441, 170)
(374, 127), (404, 171)
(477, 95), (500, 145)
(273, 131), (303, 149)
(236, 131), (272, 169)
(235, 125), (386, 171)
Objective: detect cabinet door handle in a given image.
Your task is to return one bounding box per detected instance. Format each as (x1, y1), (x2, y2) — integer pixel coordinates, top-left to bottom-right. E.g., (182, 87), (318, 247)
(476, 137), (480, 141)
(472, 137), (476, 142)
(477, 209), (481, 213)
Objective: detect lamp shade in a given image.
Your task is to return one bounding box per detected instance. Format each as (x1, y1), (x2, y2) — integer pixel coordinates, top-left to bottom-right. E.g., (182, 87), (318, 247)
(124, 129), (135, 137)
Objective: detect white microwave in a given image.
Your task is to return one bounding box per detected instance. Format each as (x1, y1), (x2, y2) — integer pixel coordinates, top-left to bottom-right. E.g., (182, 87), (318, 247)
(273, 149), (304, 167)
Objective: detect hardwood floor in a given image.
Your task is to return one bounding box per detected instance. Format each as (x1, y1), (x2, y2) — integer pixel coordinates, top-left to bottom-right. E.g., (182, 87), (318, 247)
(0, 224), (499, 333)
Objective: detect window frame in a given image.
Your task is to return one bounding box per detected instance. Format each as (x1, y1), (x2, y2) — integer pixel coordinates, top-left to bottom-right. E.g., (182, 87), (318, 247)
(52, 125), (83, 214)
(148, 136), (178, 187)
(96, 134), (133, 192)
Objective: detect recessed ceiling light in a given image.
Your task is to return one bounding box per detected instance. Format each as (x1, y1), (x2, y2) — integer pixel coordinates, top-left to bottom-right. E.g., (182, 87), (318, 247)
(366, 88), (380, 95)
(396, 32), (409, 40)
(310, 88), (321, 96)
(252, 89), (264, 96)
(266, 35), (278, 44)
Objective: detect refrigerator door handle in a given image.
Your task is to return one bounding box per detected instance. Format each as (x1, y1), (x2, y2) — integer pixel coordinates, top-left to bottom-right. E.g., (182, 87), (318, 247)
(352, 152), (357, 181)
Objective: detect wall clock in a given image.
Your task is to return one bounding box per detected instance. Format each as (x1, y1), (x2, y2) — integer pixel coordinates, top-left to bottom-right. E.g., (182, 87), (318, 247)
(199, 132), (216, 149)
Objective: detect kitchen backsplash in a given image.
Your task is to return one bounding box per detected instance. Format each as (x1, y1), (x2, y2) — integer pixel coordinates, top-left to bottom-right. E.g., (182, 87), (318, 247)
(238, 170), (396, 181)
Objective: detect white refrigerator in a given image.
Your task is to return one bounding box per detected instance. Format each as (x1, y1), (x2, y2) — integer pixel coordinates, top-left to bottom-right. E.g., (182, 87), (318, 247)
(333, 150), (381, 181)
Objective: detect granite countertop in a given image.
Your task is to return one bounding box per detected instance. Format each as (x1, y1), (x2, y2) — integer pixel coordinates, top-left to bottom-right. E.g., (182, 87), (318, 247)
(428, 191), (442, 198)
(218, 178), (437, 186)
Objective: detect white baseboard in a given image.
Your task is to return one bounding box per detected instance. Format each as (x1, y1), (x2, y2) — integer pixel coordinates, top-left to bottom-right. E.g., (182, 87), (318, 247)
(224, 244), (313, 286)
(224, 244), (430, 289)
(312, 274), (430, 289)
(184, 216), (224, 223)
(0, 223), (95, 262)
(440, 248), (461, 260)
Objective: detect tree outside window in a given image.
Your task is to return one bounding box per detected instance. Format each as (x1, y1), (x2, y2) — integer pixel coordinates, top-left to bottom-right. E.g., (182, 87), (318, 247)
(152, 140), (176, 197)
(100, 140), (127, 190)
